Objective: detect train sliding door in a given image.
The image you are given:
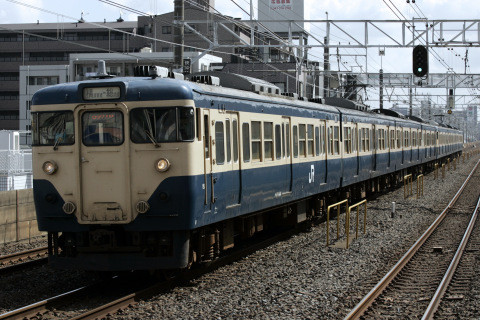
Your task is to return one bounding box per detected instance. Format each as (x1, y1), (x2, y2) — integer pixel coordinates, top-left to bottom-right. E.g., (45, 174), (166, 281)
(282, 117), (293, 193)
(225, 113), (241, 207)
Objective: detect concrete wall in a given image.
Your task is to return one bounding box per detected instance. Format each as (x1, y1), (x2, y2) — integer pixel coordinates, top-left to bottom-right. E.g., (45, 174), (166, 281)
(0, 189), (44, 244)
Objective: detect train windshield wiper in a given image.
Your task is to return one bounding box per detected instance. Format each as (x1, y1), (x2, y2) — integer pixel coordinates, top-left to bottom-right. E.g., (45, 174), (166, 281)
(145, 129), (160, 148)
(53, 136), (63, 151)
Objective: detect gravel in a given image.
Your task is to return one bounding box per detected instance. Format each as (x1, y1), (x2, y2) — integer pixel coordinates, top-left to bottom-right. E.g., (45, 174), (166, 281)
(1, 154), (478, 319)
(110, 155), (479, 319)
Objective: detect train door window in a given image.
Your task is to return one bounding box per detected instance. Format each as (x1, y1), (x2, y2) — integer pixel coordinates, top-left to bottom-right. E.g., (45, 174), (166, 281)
(333, 126), (340, 155)
(360, 128), (364, 152)
(32, 111), (74, 146)
(397, 130), (401, 148)
(307, 124), (314, 156)
(251, 121), (261, 162)
(299, 124), (306, 157)
(204, 115), (210, 158)
(320, 125), (326, 155)
(264, 121), (273, 161)
(275, 124), (282, 160)
(286, 123), (291, 157)
(404, 131), (408, 148)
(215, 122), (225, 165)
(315, 126), (320, 156)
(233, 119), (238, 162)
(412, 131), (416, 147)
(390, 130), (395, 149)
(242, 123), (250, 162)
(293, 125), (299, 158)
(352, 127), (357, 153)
(225, 119), (231, 163)
(365, 128), (370, 152)
(82, 111), (123, 146)
(281, 123), (285, 158)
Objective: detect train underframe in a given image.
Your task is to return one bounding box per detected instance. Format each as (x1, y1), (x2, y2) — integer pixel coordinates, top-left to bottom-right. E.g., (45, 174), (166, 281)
(47, 154), (460, 272)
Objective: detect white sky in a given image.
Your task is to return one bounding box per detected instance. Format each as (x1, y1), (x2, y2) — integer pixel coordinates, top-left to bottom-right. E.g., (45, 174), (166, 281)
(1, 0), (480, 110)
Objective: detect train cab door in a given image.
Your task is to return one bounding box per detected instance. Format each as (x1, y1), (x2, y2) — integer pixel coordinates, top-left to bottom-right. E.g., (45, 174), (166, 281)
(78, 105), (131, 223)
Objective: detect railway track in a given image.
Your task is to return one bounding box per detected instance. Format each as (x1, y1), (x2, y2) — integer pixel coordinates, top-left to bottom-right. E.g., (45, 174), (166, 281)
(345, 159), (480, 319)
(0, 247), (48, 275)
(0, 227), (300, 319)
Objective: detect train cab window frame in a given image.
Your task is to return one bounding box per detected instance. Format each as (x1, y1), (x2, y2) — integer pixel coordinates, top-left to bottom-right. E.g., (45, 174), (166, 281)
(82, 111), (124, 146)
(130, 107), (195, 144)
(31, 111), (75, 146)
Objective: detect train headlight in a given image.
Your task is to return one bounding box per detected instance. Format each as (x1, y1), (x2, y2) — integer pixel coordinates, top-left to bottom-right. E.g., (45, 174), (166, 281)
(155, 158), (170, 172)
(42, 160), (58, 175)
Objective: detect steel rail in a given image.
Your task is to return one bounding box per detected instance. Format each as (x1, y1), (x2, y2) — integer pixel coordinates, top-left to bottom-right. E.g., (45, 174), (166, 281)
(0, 246), (48, 265)
(422, 194), (480, 320)
(344, 159), (480, 320)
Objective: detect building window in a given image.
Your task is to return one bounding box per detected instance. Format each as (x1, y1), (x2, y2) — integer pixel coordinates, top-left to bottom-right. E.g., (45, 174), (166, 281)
(28, 76), (59, 86)
(162, 26), (172, 34)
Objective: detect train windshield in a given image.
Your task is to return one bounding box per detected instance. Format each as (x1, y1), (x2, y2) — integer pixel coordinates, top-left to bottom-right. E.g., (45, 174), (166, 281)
(31, 111), (74, 146)
(130, 107), (195, 143)
(82, 111), (124, 146)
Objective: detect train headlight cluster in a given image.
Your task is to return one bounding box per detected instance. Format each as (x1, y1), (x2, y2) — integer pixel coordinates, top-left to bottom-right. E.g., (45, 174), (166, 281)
(155, 158), (170, 172)
(42, 160), (58, 175)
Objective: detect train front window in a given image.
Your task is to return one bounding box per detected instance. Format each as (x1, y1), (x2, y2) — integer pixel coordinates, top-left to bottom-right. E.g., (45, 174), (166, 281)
(130, 107), (194, 143)
(32, 111), (74, 146)
(82, 111), (124, 146)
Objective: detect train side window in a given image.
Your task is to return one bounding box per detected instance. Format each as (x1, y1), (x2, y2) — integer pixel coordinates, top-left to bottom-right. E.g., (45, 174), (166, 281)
(233, 120), (238, 162)
(307, 124), (314, 156)
(252, 121), (261, 162)
(366, 128), (370, 152)
(315, 126), (320, 156)
(299, 124), (306, 157)
(344, 127), (351, 154)
(333, 126), (340, 154)
(275, 124), (282, 160)
(215, 121), (225, 165)
(226, 119), (231, 163)
(293, 125), (299, 158)
(264, 122), (273, 161)
(242, 123), (250, 162)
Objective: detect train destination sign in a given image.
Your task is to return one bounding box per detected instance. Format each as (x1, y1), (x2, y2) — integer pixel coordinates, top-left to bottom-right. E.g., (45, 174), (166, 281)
(83, 86), (121, 100)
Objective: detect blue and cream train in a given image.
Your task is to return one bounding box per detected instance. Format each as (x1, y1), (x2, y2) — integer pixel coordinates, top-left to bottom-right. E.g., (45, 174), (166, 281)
(31, 66), (463, 271)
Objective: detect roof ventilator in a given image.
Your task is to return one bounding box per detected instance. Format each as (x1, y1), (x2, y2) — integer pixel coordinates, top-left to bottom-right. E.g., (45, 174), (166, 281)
(190, 75), (220, 86)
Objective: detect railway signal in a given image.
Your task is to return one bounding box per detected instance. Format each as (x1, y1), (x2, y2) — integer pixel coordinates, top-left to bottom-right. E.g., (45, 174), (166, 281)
(412, 45), (428, 77)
